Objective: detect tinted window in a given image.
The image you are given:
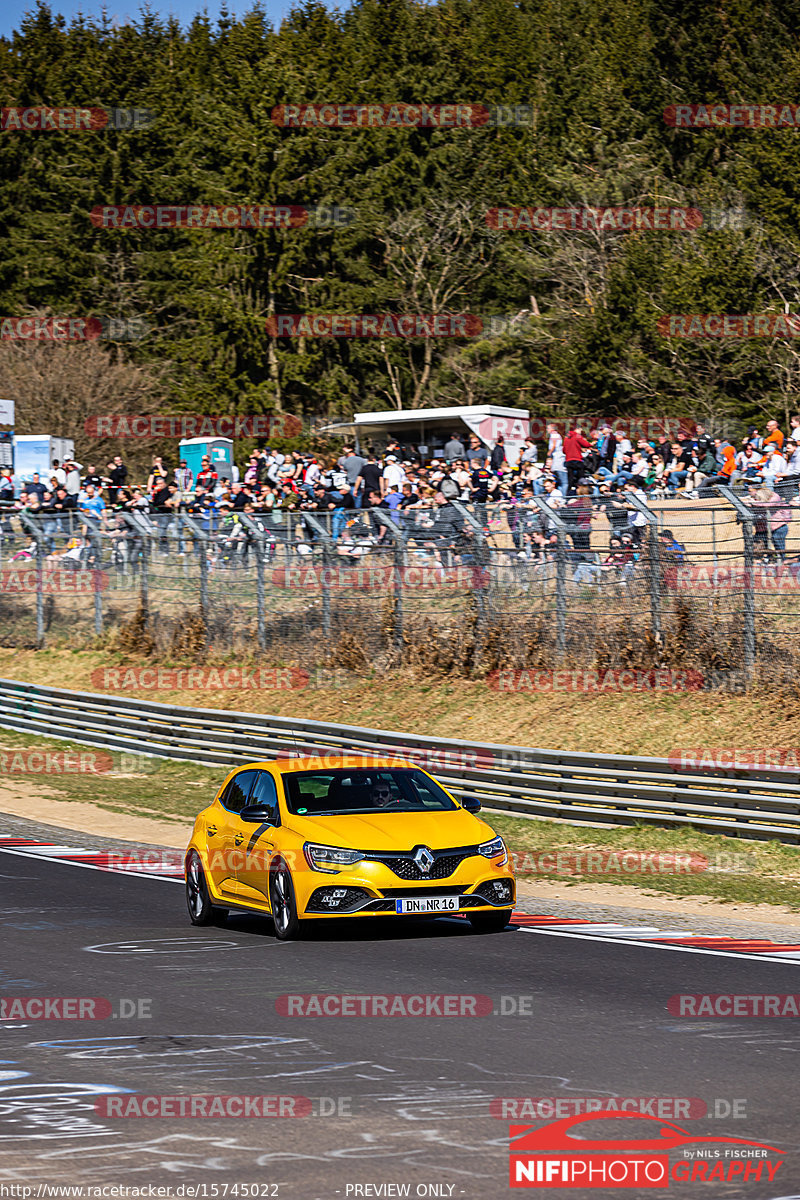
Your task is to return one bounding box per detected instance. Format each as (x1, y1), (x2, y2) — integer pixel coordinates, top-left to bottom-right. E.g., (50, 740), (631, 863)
(220, 769), (258, 814)
(249, 771), (280, 824)
(283, 768), (457, 816)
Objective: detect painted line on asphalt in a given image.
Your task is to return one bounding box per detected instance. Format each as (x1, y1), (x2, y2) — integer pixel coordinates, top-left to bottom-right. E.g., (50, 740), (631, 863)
(518, 926), (800, 964)
(0, 843), (183, 882)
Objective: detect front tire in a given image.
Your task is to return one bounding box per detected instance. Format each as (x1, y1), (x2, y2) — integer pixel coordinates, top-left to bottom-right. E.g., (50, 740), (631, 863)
(468, 909), (513, 933)
(269, 865), (302, 940)
(186, 852), (227, 926)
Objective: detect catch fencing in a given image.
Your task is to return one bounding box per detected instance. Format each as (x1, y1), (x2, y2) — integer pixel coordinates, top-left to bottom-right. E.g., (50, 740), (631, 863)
(1, 677), (800, 842)
(0, 489), (798, 686)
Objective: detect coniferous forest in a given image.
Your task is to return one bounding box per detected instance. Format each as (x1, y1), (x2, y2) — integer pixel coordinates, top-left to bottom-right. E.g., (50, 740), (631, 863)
(3, 0), (800, 441)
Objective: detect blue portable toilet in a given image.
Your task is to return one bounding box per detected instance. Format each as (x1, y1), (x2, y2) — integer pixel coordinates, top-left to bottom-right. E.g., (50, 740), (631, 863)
(178, 437), (234, 485)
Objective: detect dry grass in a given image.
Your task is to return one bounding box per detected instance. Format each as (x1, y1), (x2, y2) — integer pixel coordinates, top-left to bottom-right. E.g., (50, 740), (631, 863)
(1, 645), (799, 756)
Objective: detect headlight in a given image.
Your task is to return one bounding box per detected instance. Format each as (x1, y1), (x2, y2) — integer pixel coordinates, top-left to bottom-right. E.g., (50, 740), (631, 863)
(303, 842), (365, 873)
(478, 836), (507, 864)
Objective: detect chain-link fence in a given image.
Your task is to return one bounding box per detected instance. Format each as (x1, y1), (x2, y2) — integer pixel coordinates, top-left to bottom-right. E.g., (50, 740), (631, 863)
(1, 490), (798, 687)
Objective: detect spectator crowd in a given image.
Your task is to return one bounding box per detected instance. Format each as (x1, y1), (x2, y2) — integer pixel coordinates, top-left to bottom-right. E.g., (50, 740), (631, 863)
(1, 418), (798, 577)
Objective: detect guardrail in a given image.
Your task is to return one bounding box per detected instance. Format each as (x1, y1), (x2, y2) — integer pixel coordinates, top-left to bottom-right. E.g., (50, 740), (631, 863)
(0, 676), (799, 843)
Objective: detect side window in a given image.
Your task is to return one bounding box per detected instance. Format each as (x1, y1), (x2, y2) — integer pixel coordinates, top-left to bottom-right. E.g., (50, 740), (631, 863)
(220, 769), (258, 814)
(249, 771), (280, 825)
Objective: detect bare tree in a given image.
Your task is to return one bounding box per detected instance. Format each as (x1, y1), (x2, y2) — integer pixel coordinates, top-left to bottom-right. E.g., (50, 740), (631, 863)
(0, 337), (169, 466)
(379, 201), (502, 408)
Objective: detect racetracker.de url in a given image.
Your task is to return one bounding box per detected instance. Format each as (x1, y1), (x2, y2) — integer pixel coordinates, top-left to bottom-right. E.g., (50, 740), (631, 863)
(0, 1187), (281, 1198)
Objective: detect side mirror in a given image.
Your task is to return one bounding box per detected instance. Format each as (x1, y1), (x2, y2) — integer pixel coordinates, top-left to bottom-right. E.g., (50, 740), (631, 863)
(460, 795), (481, 814)
(240, 803), (276, 823)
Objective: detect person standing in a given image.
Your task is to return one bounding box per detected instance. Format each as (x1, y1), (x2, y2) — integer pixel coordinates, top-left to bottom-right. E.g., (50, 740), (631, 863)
(597, 424), (617, 470)
(563, 426), (591, 494)
(355, 451), (382, 507)
(339, 445), (366, 505)
(762, 419), (784, 452)
(381, 455), (406, 497)
(147, 456), (169, 496)
(444, 432), (466, 462)
(107, 456), (128, 505)
(174, 459), (193, 497)
(490, 435), (507, 472)
(466, 436), (489, 470)
(546, 424), (568, 495)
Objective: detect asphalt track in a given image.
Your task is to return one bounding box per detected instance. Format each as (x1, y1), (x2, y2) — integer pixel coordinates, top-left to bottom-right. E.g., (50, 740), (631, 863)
(1, 844), (800, 1198)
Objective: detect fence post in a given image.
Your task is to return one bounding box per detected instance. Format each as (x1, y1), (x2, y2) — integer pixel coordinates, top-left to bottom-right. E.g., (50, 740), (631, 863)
(452, 501), (490, 668)
(79, 513), (105, 638)
(532, 496), (568, 660)
(716, 485), (755, 682)
(93, 558), (103, 636)
(237, 513), (269, 650)
(301, 513), (333, 638)
(624, 492), (661, 645)
(372, 510), (407, 651)
(176, 514), (210, 640)
(19, 512), (45, 648)
(130, 513), (157, 625)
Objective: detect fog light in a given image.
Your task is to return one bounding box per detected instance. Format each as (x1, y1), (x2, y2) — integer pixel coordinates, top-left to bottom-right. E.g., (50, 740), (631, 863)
(323, 888), (349, 907)
(493, 881), (512, 900)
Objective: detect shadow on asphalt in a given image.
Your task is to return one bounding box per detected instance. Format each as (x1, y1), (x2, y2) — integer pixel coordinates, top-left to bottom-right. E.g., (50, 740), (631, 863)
(218, 911), (520, 943)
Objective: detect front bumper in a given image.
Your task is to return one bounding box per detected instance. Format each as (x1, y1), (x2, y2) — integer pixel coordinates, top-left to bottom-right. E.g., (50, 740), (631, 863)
(298, 857), (515, 917)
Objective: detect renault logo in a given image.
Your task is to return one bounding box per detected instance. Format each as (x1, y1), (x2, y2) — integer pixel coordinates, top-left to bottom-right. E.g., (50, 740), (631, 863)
(413, 846), (435, 874)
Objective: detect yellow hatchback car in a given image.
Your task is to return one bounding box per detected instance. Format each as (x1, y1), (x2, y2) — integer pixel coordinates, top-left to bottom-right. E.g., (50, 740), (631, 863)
(184, 756), (515, 939)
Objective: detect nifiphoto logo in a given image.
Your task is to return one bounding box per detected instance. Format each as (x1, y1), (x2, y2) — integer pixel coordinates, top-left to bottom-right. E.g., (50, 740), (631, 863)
(509, 1111), (784, 1188)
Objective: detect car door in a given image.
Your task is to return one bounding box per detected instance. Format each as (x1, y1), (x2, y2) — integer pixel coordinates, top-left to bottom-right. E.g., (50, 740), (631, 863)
(212, 768), (259, 900)
(235, 769), (281, 904)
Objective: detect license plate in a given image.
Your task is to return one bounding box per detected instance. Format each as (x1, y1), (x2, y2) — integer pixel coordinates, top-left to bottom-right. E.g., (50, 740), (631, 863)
(395, 895), (460, 914)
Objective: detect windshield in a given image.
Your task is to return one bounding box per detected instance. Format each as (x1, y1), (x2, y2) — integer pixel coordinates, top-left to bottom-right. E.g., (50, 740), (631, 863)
(283, 768), (458, 816)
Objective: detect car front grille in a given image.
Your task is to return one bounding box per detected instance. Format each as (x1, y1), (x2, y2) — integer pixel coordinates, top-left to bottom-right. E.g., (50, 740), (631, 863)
(364, 845), (479, 881)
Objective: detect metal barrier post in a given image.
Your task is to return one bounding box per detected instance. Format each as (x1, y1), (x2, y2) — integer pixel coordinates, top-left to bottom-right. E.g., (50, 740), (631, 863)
(178, 515), (210, 633)
(129, 512), (157, 623)
(301, 513), (333, 637)
(19, 512), (45, 647)
(237, 513), (269, 650)
(716, 485), (755, 680)
(372, 510), (407, 650)
(532, 496), (568, 658)
(451, 502), (490, 666)
(624, 492), (661, 644)
(77, 513), (105, 636)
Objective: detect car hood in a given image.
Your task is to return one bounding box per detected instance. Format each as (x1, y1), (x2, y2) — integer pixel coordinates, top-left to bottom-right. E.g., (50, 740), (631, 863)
(284, 808), (496, 851)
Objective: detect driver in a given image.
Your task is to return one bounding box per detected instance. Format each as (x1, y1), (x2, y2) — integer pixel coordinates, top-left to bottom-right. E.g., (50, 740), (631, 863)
(370, 780), (396, 808)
